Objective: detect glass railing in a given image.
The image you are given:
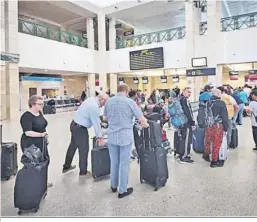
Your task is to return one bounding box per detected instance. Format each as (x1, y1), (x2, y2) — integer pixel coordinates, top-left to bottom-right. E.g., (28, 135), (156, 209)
(116, 26), (186, 49)
(18, 19), (88, 48)
(200, 12), (257, 35)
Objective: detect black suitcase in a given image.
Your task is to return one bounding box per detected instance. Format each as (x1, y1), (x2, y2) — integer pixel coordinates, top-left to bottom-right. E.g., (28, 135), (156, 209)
(1, 142), (18, 180)
(229, 127), (238, 149)
(91, 136), (110, 179)
(1, 124), (18, 181)
(139, 121), (169, 191)
(14, 137), (49, 215)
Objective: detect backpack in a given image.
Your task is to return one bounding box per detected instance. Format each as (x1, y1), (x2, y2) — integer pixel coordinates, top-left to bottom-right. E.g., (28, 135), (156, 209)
(168, 98), (188, 129)
(197, 100), (220, 128)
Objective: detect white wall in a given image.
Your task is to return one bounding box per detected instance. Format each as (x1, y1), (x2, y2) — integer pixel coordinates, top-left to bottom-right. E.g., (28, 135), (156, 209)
(106, 27), (257, 73)
(18, 33), (99, 73)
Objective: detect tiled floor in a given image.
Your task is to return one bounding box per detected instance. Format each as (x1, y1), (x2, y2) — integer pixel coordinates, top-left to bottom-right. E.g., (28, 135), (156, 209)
(1, 112), (257, 216)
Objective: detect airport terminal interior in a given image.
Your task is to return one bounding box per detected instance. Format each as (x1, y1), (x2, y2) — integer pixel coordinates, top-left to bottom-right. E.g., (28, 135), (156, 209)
(1, 0), (257, 217)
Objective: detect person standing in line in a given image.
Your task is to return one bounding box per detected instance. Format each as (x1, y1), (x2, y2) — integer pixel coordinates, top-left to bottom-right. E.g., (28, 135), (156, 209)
(20, 95), (53, 187)
(202, 89), (229, 168)
(231, 89), (244, 125)
(178, 87), (196, 163)
(246, 90), (257, 150)
(103, 84), (148, 199)
(199, 85), (213, 102)
(62, 92), (109, 178)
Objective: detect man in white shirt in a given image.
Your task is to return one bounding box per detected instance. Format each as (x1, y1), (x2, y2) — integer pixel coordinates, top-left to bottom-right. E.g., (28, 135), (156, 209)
(244, 84), (252, 98)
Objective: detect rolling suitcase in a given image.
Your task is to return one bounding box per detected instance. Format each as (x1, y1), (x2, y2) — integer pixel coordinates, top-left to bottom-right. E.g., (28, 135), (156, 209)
(91, 136), (110, 179)
(1, 124), (18, 181)
(14, 137), (49, 215)
(229, 127), (238, 149)
(192, 127), (205, 154)
(139, 121), (169, 191)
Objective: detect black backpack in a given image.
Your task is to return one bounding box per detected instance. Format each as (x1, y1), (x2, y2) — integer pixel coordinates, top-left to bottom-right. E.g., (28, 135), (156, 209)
(197, 100), (217, 128)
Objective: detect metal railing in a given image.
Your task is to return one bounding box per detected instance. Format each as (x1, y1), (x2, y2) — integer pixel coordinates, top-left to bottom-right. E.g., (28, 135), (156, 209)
(18, 19), (88, 48)
(116, 26), (186, 49)
(200, 12), (257, 35)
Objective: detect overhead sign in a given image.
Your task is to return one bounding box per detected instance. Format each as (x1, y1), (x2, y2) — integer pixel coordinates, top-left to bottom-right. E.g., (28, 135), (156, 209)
(160, 76), (167, 83)
(142, 76), (148, 84)
(130, 47), (164, 71)
(119, 77), (125, 84)
(124, 30), (134, 36)
(21, 76), (63, 82)
(248, 70), (257, 80)
(133, 77), (139, 84)
(191, 57), (207, 67)
(1, 52), (19, 63)
(186, 68), (216, 77)
(229, 71), (239, 80)
(172, 75), (180, 83)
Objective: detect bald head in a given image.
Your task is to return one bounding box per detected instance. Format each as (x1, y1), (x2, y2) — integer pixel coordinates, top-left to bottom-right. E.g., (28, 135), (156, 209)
(97, 92), (109, 107)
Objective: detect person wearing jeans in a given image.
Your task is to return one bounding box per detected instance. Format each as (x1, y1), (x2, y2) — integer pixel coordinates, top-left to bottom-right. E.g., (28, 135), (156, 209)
(103, 84), (148, 199)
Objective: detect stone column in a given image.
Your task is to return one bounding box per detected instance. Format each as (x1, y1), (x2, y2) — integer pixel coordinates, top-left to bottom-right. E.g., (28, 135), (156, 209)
(88, 73), (96, 98)
(97, 11), (107, 92)
(0, 0), (19, 120)
(109, 18), (116, 50)
(86, 17), (94, 49)
(109, 73), (117, 94)
(207, 0), (222, 87)
(185, 0), (201, 101)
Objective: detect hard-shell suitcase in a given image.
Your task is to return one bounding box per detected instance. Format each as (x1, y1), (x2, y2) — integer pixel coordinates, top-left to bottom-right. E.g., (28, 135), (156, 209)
(1, 124), (18, 180)
(139, 121), (169, 191)
(1, 143), (18, 180)
(192, 127), (205, 154)
(91, 136), (110, 179)
(14, 137), (49, 215)
(229, 127), (238, 149)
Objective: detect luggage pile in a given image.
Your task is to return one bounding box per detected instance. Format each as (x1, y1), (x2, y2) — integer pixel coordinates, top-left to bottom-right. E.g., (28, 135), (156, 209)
(14, 137), (49, 215)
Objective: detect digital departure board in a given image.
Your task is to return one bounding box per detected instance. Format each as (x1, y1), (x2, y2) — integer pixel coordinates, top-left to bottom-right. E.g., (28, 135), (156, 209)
(129, 47), (164, 70)
(186, 68), (216, 77)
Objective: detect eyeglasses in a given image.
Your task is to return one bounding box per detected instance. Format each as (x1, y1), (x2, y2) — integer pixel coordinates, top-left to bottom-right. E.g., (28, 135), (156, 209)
(35, 103), (44, 106)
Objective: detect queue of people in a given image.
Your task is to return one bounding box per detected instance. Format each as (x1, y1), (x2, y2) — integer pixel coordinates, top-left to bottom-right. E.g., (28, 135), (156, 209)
(18, 83), (257, 202)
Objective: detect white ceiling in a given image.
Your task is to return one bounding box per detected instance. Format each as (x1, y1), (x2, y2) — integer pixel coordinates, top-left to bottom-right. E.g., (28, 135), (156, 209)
(18, 1), (96, 32)
(107, 0), (257, 33)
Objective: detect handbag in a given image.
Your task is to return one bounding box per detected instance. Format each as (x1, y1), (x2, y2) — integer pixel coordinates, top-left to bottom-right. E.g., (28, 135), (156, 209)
(219, 132), (228, 161)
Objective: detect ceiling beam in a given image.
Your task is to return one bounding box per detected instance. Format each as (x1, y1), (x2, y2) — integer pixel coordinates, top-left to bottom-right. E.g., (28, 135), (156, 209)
(61, 17), (87, 26)
(223, 0), (231, 17)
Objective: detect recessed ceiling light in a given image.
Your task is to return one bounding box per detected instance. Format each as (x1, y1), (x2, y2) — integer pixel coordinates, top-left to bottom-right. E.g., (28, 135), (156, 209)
(44, 69), (48, 72)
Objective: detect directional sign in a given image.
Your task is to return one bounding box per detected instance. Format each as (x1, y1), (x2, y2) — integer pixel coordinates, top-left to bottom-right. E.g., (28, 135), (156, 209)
(1, 52), (19, 63)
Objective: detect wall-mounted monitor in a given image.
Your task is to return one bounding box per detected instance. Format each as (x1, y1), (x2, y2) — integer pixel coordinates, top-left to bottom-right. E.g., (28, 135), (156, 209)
(229, 71), (239, 80)
(160, 76), (167, 83)
(142, 76), (148, 84)
(248, 70), (257, 80)
(191, 57), (207, 67)
(172, 75), (180, 83)
(119, 77), (125, 84)
(133, 77), (139, 84)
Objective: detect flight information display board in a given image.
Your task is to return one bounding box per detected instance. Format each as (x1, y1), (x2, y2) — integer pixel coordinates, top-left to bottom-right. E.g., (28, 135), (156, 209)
(186, 68), (216, 77)
(129, 47), (164, 70)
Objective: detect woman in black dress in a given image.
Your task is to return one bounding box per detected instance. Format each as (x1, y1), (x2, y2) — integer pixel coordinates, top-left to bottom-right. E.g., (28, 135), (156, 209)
(20, 95), (52, 187)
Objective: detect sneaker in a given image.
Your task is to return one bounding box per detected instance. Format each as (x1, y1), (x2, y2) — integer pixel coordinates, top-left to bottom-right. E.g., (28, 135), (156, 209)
(62, 165), (76, 173)
(253, 147), (257, 151)
(79, 171), (92, 178)
(118, 187), (133, 199)
(111, 187), (117, 193)
(210, 161), (223, 168)
(202, 155), (210, 162)
(179, 157), (194, 164)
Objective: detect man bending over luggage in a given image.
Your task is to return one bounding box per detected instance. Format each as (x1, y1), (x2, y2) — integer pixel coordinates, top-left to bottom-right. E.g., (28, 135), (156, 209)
(62, 92), (109, 178)
(103, 84), (148, 199)
(179, 87), (196, 163)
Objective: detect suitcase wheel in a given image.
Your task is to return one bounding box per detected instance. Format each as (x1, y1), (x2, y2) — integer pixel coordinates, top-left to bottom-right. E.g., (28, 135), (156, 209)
(32, 207), (39, 213)
(140, 179), (143, 184)
(18, 211), (22, 215)
(6, 177), (10, 181)
(154, 187), (159, 191)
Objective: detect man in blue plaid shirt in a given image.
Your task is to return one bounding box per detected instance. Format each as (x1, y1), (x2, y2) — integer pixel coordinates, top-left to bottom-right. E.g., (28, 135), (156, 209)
(103, 84), (148, 199)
